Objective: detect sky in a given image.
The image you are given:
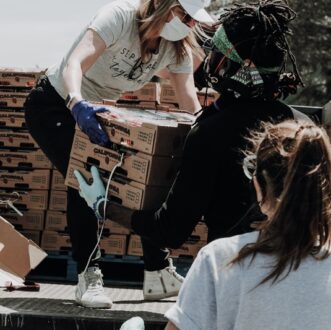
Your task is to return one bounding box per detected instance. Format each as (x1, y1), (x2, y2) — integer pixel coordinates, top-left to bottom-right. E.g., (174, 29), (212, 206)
(0, 0), (113, 69)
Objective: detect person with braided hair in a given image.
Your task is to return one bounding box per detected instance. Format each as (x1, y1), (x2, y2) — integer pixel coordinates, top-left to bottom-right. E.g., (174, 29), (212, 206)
(75, 0), (312, 301)
(163, 120), (331, 329)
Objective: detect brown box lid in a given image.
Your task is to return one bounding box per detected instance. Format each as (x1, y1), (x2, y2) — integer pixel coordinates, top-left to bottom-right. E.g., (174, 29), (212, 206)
(96, 105), (194, 156)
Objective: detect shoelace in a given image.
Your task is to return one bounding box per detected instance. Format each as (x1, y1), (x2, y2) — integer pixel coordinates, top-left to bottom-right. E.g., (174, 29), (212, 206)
(86, 270), (104, 291)
(166, 259), (184, 282)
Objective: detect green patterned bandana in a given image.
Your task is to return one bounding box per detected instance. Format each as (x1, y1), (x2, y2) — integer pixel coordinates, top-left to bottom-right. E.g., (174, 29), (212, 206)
(212, 26), (243, 64)
(212, 26), (280, 74)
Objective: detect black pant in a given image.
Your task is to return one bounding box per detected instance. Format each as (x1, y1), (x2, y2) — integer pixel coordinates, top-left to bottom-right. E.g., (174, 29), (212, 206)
(24, 76), (100, 273)
(141, 238), (169, 271)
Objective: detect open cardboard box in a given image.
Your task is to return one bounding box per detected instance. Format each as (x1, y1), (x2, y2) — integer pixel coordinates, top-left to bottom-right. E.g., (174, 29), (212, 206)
(0, 215), (47, 286)
(96, 105), (195, 156)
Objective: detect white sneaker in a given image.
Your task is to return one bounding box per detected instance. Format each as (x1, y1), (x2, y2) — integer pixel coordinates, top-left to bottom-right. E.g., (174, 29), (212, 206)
(143, 258), (184, 300)
(75, 266), (112, 308)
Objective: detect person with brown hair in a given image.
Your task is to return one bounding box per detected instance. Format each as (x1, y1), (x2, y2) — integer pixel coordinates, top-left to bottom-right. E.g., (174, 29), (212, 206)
(165, 119), (331, 329)
(24, 0), (213, 309)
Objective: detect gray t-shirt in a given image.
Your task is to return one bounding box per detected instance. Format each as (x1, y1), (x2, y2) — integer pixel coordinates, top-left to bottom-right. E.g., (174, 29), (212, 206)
(166, 231), (331, 330)
(47, 0), (193, 101)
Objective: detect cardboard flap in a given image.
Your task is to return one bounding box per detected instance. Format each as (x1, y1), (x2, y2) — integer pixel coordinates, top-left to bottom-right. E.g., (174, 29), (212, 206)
(29, 241), (47, 269)
(0, 215), (47, 280)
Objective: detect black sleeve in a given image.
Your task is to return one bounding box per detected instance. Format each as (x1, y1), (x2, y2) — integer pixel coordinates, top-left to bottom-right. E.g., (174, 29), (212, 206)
(131, 123), (216, 249)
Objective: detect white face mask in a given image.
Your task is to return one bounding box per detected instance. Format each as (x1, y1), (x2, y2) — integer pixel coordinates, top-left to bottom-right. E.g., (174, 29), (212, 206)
(160, 16), (192, 41)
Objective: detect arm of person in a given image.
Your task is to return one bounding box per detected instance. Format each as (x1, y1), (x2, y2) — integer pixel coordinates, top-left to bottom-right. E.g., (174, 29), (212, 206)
(168, 72), (201, 114)
(129, 122), (216, 249)
(62, 29), (110, 145)
(62, 29), (106, 109)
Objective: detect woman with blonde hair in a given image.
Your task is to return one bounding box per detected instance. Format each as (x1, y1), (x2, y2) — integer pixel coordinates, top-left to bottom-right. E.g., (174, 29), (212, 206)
(24, 0), (213, 309)
(165, 120), (331, 329)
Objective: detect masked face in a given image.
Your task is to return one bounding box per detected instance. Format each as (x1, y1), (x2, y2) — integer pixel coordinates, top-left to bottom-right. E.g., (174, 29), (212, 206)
(204, 51), (235, 92)
(160, 15), (192, 41)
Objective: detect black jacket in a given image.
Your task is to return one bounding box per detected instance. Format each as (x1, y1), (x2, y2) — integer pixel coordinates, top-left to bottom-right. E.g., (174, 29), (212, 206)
(131, 95), (294, 248)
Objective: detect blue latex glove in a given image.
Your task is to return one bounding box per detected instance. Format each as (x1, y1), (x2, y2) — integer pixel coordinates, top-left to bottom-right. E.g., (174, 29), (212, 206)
(74, 166), (107, 220)
(71, 100), (109, 146)
(119, 317), (145, 330)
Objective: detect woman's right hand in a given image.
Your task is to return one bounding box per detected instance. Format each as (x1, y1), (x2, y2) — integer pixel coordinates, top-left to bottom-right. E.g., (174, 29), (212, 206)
(71, 100), (109, 146)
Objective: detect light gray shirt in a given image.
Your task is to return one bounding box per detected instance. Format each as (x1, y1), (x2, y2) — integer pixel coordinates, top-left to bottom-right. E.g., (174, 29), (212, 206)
(47, 0), (193, 101)
(166, 231), (331, 330)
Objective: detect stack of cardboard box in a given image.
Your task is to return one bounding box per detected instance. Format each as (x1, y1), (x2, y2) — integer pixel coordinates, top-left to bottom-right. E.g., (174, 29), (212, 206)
(0, 68), (52, 245)
(65, 103), (208, 258)
(107, 81), (219, 113)
(0, 71), (209, 259)
(65, 100), (206, 256)
(65, 106), (192, 255)
(41, 169), (71, 251)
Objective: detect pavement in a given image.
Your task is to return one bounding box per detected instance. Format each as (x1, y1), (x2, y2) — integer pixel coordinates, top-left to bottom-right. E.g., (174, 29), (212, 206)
(0, 282), (175, 330)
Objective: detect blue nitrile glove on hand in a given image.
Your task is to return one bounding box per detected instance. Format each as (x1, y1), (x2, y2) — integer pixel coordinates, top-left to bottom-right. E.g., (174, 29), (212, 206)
(74, 166), (108, 220)
(71, 100), (109, 146)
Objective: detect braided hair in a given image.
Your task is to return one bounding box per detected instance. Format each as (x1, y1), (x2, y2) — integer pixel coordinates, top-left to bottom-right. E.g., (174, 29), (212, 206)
(204, 0), (303, 99)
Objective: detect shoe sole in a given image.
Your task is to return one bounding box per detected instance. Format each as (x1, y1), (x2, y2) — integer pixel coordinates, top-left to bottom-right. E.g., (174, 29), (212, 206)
(143, 290), (179, 301)
(76, 299), (112, 309)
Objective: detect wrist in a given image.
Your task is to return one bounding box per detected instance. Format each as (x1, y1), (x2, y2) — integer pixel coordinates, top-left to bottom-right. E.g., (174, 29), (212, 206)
(93, 195), (108, 221)
(65, 92), (83, 110)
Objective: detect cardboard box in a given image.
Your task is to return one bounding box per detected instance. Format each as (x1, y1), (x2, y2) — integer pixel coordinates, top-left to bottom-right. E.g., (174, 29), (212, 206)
(0, 189), (49, 210)
(41, 230), (71, 251)
(0, 215), (47, 286)
(0, 168), (51, 189)
(127, 234), (143, 256)
(103, 220), (130, 235)
(66, 158), (170, 210)
(0, 209), (45, 231)
(0, 129), (38, 148)
(51, 169), (67, 190)
(119, 82), (161, 102)
(100, 234), (127, 256)
(71, 130), (181, 186)
(97, 106), (194, 156)
(19, 230), (41, 246)
(170, 239), (207, 258)
(0, 110), (26, 128)
(0, 148), (52, 169)
(115, 100), (158, 110)
(0, 67), (42, 87)
(160, 83), (177, 104)
(45, 211), (67, 232)
(159, 102), (179, 109)
(49, 190), (67, 211)
(0, 90), (29, 108)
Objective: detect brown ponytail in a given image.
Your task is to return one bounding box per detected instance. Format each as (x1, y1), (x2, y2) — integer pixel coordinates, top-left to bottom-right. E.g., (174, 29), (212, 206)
(233, 120), (331, 286)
